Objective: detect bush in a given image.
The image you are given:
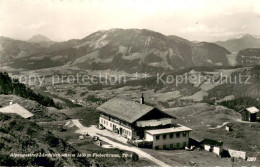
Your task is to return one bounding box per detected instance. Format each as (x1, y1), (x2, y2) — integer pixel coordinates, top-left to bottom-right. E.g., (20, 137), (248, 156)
(80, 92), (87, 97)
(85, 95), (106, 103)
(0, 127), (9, 133)
(132, 153), (139, 161)
(44, 133), (60, 147)
(65, 89), (76, 95)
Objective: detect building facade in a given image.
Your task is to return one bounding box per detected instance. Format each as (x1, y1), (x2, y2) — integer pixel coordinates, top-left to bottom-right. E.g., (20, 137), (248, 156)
(145, 125), (191, 149)
(99, 113), (133, 139)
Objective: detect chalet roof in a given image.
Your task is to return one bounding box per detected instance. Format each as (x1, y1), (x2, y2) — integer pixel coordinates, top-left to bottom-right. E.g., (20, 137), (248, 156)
(246, 107), (259, 114)
(145, 124), (192, 135)
(97, 97), (156, 123)
(201, 139), (223, 147)
(0, 103), (33, 119)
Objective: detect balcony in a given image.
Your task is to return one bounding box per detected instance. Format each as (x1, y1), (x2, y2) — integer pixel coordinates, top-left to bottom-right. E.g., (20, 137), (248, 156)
(136, 118), (174, 127)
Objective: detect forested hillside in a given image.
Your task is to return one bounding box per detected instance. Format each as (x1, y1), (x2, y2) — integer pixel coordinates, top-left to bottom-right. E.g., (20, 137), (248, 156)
(0, 72), (57, 108)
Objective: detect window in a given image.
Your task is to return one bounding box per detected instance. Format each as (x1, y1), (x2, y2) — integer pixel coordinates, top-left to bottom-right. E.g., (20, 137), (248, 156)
(163, 134), (167, 140)
(155, 146), (159, 150)
(170, 144), (173, 149)
(176, 132), (180, 138)
(156, 135), (160, 140)
(110, 123), (112, 127)
(183, 142), (187, 147)
(169, 133), (174, 139)
(183, 132), (187, 137)
(101, 119), (103, 124)
(163, 145), (167, 149)
(176, 143), (180, 148)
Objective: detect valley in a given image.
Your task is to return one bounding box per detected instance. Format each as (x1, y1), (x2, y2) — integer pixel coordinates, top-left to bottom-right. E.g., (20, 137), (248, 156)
(1, 28), (260, 166)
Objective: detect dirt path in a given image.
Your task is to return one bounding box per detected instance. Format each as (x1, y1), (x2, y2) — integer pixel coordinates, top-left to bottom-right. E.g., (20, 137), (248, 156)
(208, 122), (229, 129)
(71, 119), (84, 128)
(71, 119), (173, 167)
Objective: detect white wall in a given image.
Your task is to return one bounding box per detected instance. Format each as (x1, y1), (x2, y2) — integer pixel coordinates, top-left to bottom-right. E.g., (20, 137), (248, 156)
(204, 145), (211, 151)
(149, 131), (190, 149)
(213, 146), (222, 156)
(204, 145), (223, 156)
(99, 117), (132, 139)
(145, 133), (153, 141)
(228, 149), (247, 160)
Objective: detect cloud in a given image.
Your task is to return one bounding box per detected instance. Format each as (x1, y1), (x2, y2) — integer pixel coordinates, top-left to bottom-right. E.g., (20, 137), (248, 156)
(0, 0), (259, 41)
(23, 21), (47, 30)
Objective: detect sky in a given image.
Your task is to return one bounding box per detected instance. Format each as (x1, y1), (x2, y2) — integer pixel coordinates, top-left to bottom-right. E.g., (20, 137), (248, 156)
(0, 0), (260, 42)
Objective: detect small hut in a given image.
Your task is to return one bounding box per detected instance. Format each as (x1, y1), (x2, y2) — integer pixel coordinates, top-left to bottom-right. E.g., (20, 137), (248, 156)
(201, 139), (223, 156)
(240, 107), (259, 122)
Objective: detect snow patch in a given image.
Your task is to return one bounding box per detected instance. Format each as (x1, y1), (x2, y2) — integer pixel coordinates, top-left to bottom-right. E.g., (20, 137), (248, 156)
(50, 55), (66, 61)
(148, 62), (161, 67)
(74, 34), (109, 49)
(215, 62), (223, 66)
(122, 53), (142, 60)
(118, 46), (128, 54)
(92, 34), (109, 49)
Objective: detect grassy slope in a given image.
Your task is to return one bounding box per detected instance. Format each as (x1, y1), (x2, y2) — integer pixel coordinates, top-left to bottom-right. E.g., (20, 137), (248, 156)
(0, 113), (89, 166)
(60, 107), (99, 126)
(163, 103), (260, 162)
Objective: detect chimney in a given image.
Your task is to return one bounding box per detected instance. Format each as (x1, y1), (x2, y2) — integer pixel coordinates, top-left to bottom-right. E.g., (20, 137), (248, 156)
(140, 94), (144, 104)
(9, 99), (13, 105)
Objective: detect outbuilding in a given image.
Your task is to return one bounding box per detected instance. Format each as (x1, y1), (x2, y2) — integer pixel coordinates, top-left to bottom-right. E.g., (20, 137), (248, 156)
(240, 107), (259, 122)
(201, 139), (223, 156)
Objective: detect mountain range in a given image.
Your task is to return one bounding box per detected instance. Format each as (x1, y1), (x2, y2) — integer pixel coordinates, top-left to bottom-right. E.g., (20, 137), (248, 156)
(0, 29), (260, 73)
(215, 34), (260, 52)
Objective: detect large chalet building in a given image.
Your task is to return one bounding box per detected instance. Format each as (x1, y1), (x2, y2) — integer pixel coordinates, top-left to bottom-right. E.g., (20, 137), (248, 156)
(97, 95), (192, 149)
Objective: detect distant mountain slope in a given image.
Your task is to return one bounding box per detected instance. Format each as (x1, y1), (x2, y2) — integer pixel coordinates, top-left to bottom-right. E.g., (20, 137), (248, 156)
(0, 113), (89, 166)
(205, 65), (260, 102)
(70, 29), (230, 72)
(215, 34), (260, 52)
(28, 34), (52, 43)
(1, 29), (230, 72)
(0, 36), (47, 64)
(236, 48), (260, 66)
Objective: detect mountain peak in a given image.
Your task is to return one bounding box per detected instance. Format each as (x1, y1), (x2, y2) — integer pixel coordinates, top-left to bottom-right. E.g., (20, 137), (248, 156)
(28, 34), (51, 42)
(236, 34), (260, 39)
